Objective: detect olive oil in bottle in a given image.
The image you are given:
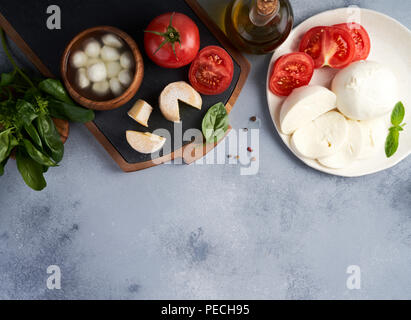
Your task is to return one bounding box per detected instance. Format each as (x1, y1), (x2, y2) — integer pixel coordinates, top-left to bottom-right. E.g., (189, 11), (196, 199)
(225, 0), (294, 54)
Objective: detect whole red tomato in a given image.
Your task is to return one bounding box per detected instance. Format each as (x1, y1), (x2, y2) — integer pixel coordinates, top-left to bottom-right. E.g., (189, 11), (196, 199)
(144, 12), (200, 69)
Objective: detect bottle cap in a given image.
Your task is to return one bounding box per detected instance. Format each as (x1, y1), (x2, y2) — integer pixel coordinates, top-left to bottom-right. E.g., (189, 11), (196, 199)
(256, 0), (279, 16)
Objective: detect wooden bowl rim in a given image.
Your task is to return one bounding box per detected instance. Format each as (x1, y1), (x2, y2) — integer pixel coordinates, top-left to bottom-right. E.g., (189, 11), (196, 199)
(60, 25), (144, 111)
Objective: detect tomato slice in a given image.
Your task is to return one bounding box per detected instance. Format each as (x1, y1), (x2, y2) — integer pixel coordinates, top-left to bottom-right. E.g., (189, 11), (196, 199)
(189, 46), (234, 95)
(299, 26), (356, 69)
(298, 26), (327, 69)
(269, 52), (314, 96)
(333, 23), (371, 61)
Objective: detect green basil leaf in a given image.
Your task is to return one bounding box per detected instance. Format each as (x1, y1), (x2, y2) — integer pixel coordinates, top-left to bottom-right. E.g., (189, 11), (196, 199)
(385, 127), (400, 158)
(24, 123), (43, 149)
(22, 139), (57, 167)
(36, 115), (64, 163)
(16, 99), (38, 126)
(0, 71), (15, 87)
(202, 102), (229, 143)
(0, 128), (12, 162)
(391, 102), (405, 126)
(16, 147), (47, 191)
(38, 79), (73, 104)
(47, 98), (94, 123)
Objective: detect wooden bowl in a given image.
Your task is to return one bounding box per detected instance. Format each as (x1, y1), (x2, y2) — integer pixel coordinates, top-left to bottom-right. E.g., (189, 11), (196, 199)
(61, 26), (144, 111)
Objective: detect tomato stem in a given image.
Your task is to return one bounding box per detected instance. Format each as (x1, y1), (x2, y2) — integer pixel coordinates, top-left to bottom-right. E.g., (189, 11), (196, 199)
(144, 12), (180, 60)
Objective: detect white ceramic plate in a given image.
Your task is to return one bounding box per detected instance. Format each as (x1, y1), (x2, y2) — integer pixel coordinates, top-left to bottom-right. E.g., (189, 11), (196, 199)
(266, 8), (411, 177)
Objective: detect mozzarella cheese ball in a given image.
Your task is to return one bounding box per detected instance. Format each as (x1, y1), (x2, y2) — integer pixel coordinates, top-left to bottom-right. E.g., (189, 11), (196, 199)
(109, 78), (124, 96)
(76, 68), (90, 89)
(87, 61), (107, 82)
(70, 50), (88, 68)
(83, 38), (101, 58)
(101, 45), (120, 62)
(106, 61), (122, 78)
(102, 33), (123, 48)
(118, 69), (133, 87)
(92, 81), (110, 96)
(120, 51), (134, 69)
(332, 61), (398, 120)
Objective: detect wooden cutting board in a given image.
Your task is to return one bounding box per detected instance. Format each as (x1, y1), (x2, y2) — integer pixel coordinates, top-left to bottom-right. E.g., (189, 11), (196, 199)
(0, 0), (250, 171)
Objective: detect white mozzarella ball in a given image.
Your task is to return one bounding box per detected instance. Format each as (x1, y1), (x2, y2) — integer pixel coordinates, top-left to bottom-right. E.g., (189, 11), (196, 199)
(332, 61), (398, 120)
(87, 62), (107, 82)
(75, 68), (90, 89)
(101, 45), (120, 61)
(92, 81), (110, 96)
(70, 51), (88, 68)
(118, 69), (133, 87)
(102, 33), (123, 49)
(86, 58), (100, 67)
(120, 51), (134, 69)
(106, 61), (122, 78)
(109, 78), (124, 96)
(83, 38), (101, 58)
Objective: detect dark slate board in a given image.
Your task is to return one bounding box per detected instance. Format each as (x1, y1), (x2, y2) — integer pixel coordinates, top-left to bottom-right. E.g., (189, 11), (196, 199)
(0, 0), (241, 164)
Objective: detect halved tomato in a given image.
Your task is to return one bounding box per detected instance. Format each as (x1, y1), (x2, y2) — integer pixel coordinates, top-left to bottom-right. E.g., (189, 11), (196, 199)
(189, 46), (234, 95)
(299, 26), (356, 69)
(269, 52), (314, 96)
(333, 23), (371, 61)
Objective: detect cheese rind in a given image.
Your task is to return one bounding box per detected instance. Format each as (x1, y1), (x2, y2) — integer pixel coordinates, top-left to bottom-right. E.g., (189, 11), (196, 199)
(128, 99), (153, 128)
(126, 131), (166, 154)
(159, 81), (202, 123)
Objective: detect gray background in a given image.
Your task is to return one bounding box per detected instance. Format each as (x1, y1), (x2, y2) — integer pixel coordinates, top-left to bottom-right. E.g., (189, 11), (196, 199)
(1, 0), (410, 300)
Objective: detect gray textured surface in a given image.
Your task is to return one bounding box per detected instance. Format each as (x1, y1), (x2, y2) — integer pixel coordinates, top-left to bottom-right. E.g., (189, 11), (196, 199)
(1, 0), (411, 300)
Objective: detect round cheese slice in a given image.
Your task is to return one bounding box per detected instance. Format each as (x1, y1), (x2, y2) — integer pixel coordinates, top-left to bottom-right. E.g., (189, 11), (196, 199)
(291, 111), (348, 159)
(280, 85), (337, 135)
(318, 120), (363, 169)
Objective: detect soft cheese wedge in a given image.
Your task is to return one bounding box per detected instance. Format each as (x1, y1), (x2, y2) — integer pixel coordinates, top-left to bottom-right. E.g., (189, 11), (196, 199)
(280, 85), (337, 135)
(318, 120), (363, 169)
(159, 81), (202, 123)
(126, 131), (166, 154)
(128, 99), (153, 127)
(291, 111), (348, 159)
(358, 117), (388, 159)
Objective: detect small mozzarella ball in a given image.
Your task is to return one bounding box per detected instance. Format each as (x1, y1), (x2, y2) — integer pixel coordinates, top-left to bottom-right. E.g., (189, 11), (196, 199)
(76, 68), (90, 89)
(92, 80), (110, 96)
(70, 50), (88, 68)
(118, 69), (133, 87)
(120, 51), (134, 69)
(83, 38), (101, 58)
(106, 61), (122, 78)
(109, 78), (124, 96)
(102, 33), (123, 49)
(101, 45), (120, 61)
(86, 58), (100, 67)
(87, 61), (107, 82)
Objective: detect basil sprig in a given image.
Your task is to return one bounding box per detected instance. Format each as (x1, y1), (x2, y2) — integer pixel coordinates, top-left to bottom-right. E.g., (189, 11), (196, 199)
(202, 102), (229, 143)
(385, 102), (406, 158)
(0, 28), (95, 190)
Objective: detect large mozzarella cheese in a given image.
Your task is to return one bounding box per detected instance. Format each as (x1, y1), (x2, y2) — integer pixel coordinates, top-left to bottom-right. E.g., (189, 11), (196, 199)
(280, 86), (337, 135)
(332, 61), (398, 120)
(358, 117), (388, 159)
(318, 120), (363, 169)
(291, 111), (348, 159)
